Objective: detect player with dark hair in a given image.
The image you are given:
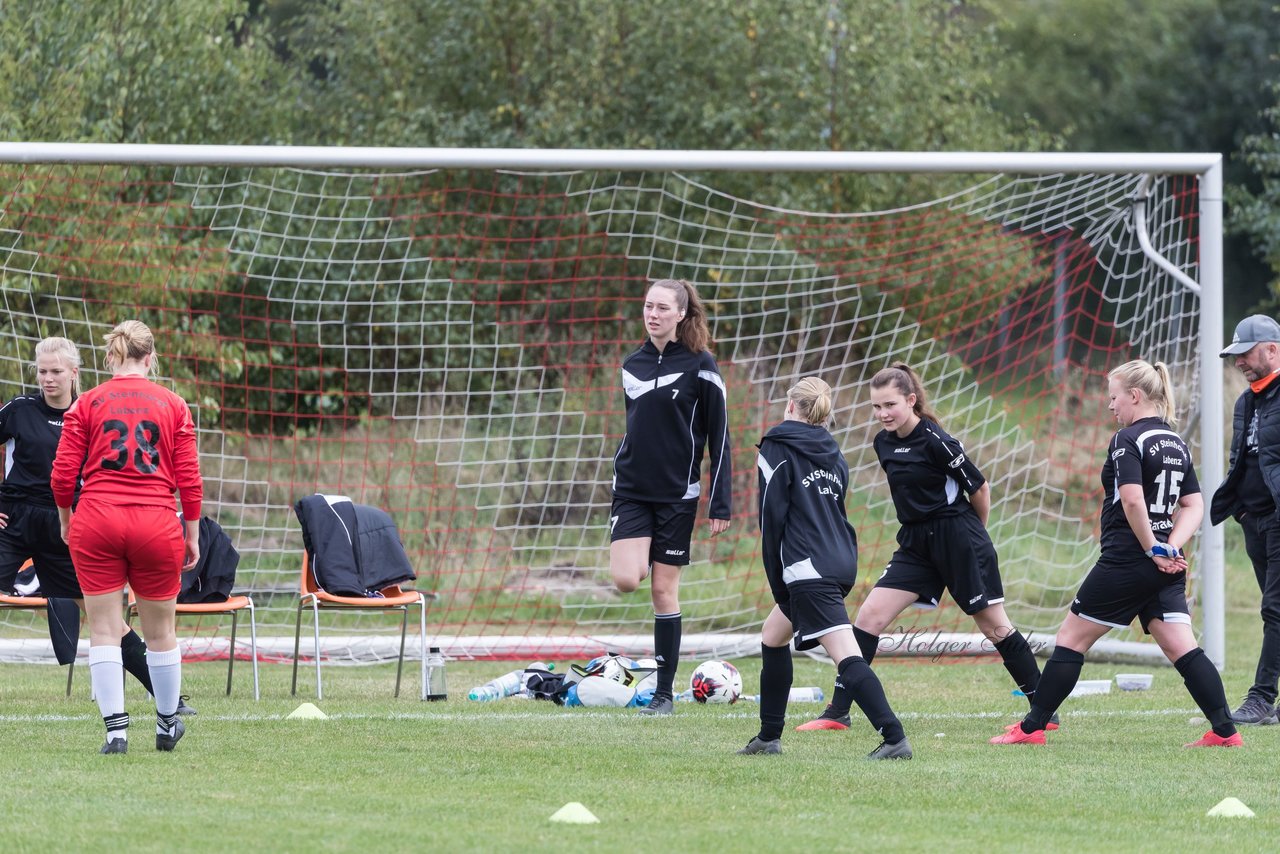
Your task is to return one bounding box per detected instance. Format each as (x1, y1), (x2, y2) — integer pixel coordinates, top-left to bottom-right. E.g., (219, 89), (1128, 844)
(797, 362), (1045, 731)
(739, 377), (911, 759)
(52, 320), (203, 754)
(610, 278), (732, 716)
(991, 359), (1239, 747)
(0, 337), (193, 713)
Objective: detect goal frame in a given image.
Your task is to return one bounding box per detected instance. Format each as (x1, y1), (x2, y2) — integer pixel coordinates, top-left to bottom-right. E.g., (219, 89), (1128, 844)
(0, 144), (1226, 666)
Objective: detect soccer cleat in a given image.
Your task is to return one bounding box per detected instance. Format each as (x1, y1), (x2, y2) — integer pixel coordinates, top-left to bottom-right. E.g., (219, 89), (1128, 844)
(796, 705), (851, 731)
(736, 736), (782, 755)
(866, 738), (913, 760)
(638, 694), (674, 716)
(1004, 713), (1059, 733)
(989, 725), (1046, 745)
(156, 718), (186, 752)
(1228, 695), (1277, 726)
(176, 695), (197, 716)
(1184, 730), (1243, 748)
(99, 738), (127, 755)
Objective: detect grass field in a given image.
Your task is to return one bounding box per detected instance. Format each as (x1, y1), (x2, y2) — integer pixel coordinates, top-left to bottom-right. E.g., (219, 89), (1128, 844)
(2, 539), (1277, 853)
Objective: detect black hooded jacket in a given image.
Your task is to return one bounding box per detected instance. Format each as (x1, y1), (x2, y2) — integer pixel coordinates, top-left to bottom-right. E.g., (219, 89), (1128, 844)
(756, 420), (857, 604)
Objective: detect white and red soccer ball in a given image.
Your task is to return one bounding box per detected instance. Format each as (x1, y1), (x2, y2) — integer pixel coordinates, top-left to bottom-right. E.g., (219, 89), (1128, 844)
(690, 659), (743, 704)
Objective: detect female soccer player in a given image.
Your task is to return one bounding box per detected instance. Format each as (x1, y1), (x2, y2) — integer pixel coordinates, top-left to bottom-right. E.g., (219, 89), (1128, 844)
(0, 337), (192, 710)
(991, 360), (1240, 747)
(52, 321), (203, 754)
(797, 362), (1043, 731)
(739, 377), (911, 759)
(610, 279), (732, 716)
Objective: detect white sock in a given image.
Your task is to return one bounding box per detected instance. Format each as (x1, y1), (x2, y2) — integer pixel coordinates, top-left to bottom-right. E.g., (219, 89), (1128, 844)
(147, 646), (183, 723)
(89, 645), (127, 742)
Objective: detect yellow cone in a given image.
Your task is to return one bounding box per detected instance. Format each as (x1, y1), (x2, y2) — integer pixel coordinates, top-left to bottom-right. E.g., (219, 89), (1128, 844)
(1207, 797), (1255, 818)
(550, 802), (600, 824)
(287, 702), (329, 720)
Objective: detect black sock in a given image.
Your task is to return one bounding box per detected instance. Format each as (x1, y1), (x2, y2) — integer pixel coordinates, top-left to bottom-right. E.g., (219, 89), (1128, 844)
(853, 626), (880, 664)
(837, 656), (905, 744)
(994, 630), (1041, 708)
(653, 612), (682, 698)
(757, 643), (793, 742)
(121, 630), (154, 695)
(1175, 647), (1237, 738)
(1022, 647), (1083, 733)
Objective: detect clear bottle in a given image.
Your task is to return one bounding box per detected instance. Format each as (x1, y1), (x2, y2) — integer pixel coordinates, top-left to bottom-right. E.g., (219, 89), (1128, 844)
(425, 647), (447, 702)
(467, 668), (525, 702)
(788, 686), (824, 703)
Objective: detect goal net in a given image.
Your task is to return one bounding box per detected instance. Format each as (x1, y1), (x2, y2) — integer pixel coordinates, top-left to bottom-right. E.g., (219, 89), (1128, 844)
(0, 148), (1222, 666)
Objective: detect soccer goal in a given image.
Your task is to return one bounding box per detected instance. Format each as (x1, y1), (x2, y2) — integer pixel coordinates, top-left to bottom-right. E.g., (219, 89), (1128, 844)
(0, 145), (1224, 667)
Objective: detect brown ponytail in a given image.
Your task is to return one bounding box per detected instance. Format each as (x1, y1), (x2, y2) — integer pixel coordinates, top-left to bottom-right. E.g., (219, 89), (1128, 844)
(651, 278), (711, 354)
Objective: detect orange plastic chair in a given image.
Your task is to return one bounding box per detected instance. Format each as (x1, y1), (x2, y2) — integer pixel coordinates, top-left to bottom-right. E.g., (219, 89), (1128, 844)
(127, 588), (260, 701)
(0, 559), (76, 695)
(291, 550), (432, 700)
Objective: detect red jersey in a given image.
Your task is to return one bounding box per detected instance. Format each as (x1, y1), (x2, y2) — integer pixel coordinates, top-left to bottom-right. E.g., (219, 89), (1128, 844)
(51, 374), (202, 519)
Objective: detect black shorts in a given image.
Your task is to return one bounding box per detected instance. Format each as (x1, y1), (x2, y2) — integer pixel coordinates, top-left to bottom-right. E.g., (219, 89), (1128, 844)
(0, 502), (81, 598)
(1070, 555), (1191, 634)
(778, 579), (853, 651)
(609, 497), (698, 567)
(873, 514), (1004, 616)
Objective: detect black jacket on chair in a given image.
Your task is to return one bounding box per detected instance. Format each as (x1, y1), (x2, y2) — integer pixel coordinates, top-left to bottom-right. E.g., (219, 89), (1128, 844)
(294, 494), (415, 596)
(179, 516), (240, 604)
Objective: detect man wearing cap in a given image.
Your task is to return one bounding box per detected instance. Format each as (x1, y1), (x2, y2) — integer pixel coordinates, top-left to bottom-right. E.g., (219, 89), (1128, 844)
(1212, 313), (1280, 725)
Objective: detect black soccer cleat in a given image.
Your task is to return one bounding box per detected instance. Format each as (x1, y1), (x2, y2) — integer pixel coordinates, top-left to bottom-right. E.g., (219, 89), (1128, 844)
(156, 718), (186, 752)
(100, 738), (127, 755)
(176, 695), (197, 716)
(866, 738), (913, 760)
(638, 694), (674, 716)
(736, 736), (782, 755)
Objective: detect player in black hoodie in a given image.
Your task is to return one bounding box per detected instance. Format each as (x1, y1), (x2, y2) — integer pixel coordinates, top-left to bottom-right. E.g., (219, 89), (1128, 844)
(610, 279), (732, 715)
(738, 377), (911, 759)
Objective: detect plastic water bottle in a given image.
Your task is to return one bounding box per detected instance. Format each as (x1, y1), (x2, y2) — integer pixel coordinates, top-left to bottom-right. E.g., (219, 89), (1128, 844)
(467, 668), (525, 701)
(425, 647), (448, 702)
(675, 688), (696, 702)
(788, 686), (824, 703)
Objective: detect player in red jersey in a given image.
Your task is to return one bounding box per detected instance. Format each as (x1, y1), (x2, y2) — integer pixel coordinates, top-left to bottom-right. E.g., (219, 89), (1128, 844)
(51, 320), (203, 754)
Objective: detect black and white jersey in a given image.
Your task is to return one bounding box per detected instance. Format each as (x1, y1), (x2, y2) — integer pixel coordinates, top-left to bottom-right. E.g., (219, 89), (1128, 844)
(0, 392), (72, 507)
(1099, 416), (1200, 560)
(874, 419), (985, 525)
(612, 340), (732, 519)
(757, 420), (857, 602)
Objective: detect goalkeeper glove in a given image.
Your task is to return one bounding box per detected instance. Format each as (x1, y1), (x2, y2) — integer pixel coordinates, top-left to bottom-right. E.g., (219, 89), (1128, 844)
(1145, 542), (1181, 559)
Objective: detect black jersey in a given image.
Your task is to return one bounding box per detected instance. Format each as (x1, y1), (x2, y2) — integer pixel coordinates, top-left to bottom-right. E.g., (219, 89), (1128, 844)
(757, 420), (858, 602)
(612, 339), (732, 519)
(0, 392), (71, 507)
(1099, 416), (1200, 560)
(874, 419), (986, 525)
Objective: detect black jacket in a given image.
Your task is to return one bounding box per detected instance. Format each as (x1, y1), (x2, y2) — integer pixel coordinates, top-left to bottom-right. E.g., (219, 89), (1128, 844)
(1211, 380), (1280, 525)
(756, 420), (857, 604)
(611, 340), (732, 519)
(179, 516), (240, 604)
(294, 494), (415, 596)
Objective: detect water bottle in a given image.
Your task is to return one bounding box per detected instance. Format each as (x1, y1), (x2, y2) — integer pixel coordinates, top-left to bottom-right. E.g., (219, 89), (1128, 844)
(467, 668), (525, 701)
(788, 686), (824, 703)
(675, 688), (696, 702)
(425, 647), (447, 702)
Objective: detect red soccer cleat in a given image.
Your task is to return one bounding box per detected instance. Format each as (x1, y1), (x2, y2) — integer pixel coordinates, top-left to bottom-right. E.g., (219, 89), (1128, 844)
(1184, 730), (1243, 748)
(796, 717), (851, 731)
(1004, 720), (1058, 733)
(989, 725), (1047, 745)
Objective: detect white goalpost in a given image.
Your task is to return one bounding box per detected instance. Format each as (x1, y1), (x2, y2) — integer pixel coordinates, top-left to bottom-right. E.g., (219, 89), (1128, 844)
(0, 145), (1224, 668)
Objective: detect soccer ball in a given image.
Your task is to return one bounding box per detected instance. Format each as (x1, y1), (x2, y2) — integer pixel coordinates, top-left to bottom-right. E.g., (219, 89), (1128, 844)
(690, 659), (743, 704)
(585, 654), (636, 685)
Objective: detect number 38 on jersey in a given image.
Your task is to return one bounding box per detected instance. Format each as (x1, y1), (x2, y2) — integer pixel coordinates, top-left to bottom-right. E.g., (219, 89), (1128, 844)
(101, 419), (161, 474)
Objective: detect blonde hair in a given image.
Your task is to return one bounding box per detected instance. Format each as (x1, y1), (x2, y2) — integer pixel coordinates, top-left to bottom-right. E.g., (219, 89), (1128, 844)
(1109, 359), (1177, 427)
(649, 279), (711, 353)
(869, 362), (943, 429)
(33, 337), (82, 397)
(788, 376), (835, 427)
(104, 320), (157, 376)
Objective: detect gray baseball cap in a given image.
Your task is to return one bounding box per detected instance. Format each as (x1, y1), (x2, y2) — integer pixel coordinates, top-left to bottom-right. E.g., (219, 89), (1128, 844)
(1221, 314), (1280, 356)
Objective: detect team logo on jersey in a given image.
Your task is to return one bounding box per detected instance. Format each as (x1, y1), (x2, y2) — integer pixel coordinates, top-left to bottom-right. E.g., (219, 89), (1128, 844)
(948, 454), (966, 469)
(893, 447), (911, 454)
(621, 369), (684, 400)
(1111, 448), (1125, 459)
(664, 548), (685, 557)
